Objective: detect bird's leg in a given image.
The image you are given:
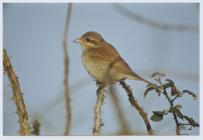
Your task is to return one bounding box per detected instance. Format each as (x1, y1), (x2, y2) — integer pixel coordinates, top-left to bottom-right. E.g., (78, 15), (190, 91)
(96, 81), (106, 96)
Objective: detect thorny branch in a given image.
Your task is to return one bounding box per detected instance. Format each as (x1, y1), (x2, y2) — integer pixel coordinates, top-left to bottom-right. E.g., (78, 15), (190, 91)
(63, 3), (72, 135)
(120, 81), (153, 135)
(3, 49), (30, 135)
(112, 4), (198, 33)
(93, 84), (106, 136)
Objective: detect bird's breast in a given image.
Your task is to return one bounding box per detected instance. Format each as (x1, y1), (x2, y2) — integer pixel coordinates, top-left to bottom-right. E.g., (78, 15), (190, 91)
(82, 52), (109, 82)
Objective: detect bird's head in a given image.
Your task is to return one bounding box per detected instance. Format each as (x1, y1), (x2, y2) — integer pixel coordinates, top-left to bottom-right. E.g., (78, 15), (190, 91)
(74, 31), (104, 50)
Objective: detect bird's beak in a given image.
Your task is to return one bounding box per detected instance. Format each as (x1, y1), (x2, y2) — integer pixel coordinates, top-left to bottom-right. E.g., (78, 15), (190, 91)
(74, 38), (81, 43)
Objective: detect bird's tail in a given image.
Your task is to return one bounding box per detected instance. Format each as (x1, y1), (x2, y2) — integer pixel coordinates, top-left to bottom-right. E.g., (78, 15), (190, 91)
(126, 72), (162, 94)
(127, 72), (154, 85)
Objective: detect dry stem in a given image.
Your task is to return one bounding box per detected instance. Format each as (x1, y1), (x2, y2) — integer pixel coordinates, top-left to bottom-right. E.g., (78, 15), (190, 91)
(93, 85), (105, 136)
(3, 49), (30, 135)
(120, 81), (153, 135)
(113, 4), (198, 32)
(63, 3), (72, 135)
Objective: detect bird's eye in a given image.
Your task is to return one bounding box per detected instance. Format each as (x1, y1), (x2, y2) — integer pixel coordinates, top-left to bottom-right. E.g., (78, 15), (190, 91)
(86, 37), (91, 42)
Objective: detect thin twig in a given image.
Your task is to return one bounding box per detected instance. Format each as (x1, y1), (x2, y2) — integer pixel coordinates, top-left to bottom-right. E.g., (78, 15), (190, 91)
(162, 86), (180, 135)
(109, 85), (131, 134)
(120, 81), (153, 135)
(112, 4), (198, 33)
(39, 77), (90, 115)
(3, 49), (30, 135)
(147, 75), (199, 135)
(93, 84), (105, 136)
(63, 3), (72, 135)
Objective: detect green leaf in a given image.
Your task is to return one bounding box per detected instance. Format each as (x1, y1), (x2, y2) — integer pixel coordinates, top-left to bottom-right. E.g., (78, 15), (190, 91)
(169, 106), (184, 119)
(144, 85), (156, 98)
(182, 90), (197, 100)
(150, 114), (163, 121)
(150, 111), (165, 122)
(174, 104), (182, 110)
(175, 109), (184, 120)
(153, 111), (165, 116)
(169, 106), (176, 113)
(165, 79), (175, 87)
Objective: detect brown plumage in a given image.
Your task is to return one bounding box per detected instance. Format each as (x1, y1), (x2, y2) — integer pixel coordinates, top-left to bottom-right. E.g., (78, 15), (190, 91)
(74, 31), (151, 85)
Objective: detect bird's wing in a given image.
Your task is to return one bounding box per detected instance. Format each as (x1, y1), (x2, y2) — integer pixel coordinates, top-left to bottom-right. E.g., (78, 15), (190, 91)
(87, 43), (120, 62)
(88, 43), (136, 76)
(87, 43), (149, 82)
(113, 57), (138, 78)
(114, 57), (151, 82)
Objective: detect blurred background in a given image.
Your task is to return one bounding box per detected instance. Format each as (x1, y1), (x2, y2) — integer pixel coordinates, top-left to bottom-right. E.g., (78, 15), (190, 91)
(3, 3), (199, 135)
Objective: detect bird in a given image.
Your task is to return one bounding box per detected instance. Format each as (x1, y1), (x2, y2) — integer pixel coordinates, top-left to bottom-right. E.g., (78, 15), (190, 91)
(74, 31), (153, 86)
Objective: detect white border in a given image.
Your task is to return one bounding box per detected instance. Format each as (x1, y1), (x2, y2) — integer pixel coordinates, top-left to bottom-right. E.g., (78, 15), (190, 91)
(0, 0), (201, 140)
(1, 0), (202, 3)
(199, 0), (202, 137)
(0, 1), (3, 137)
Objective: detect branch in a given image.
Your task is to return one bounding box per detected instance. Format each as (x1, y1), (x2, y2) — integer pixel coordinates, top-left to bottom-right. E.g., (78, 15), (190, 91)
(3, 49), (30, 135)
(146, 74), (199, 135)
(63, 3), (72, 135)
(93, 85), (105, 136)
(112, 4), (198, 33)
(162, 87), (180, 135)
(120, 81), (153, 135)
